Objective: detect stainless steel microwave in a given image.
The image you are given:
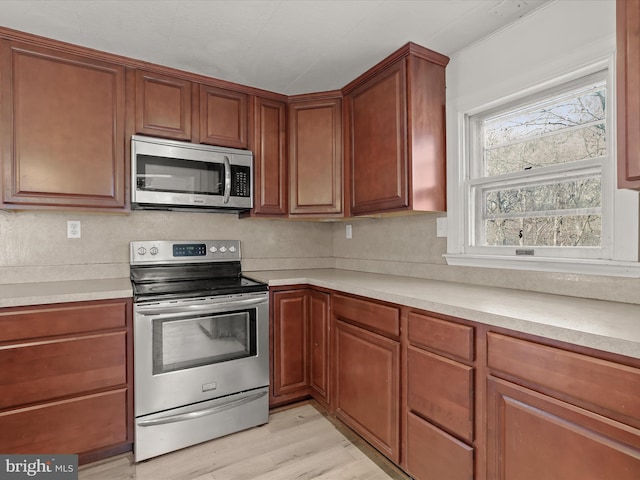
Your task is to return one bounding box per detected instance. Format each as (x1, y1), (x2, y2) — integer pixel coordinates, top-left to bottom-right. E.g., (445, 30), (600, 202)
(131, 135), (253, 212)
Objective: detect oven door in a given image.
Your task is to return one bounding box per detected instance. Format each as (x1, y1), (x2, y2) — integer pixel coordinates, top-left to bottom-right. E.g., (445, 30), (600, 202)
(134, 292), (269, 417)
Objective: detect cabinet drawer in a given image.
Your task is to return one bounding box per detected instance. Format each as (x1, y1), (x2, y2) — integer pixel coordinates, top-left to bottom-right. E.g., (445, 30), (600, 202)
(332, 294), (400, 338)
(488, 332), (640, 425)
(0, 332), (127, 409)
(408, 346), (474, 442)
(408, 311), (474, 362)
(0, 389), (127, 454)
(0, 300), (128, 342)
(406, 411), (473, 480)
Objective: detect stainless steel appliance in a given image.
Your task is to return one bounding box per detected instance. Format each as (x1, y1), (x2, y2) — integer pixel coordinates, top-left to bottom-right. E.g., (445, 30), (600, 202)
(130, 240), (269, 462)
(131, 135), (253, 212)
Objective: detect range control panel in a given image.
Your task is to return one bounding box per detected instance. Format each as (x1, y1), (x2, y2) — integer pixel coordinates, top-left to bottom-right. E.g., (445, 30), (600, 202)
(130, 240), (241, 265)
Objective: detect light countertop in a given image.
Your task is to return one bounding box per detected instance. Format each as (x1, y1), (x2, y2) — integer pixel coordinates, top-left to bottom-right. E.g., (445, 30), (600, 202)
(0, 277), (133, 308)
(245, 269), (640, 360)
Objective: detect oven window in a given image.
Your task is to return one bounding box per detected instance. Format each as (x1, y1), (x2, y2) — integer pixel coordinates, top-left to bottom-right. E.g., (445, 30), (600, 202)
(152, 309), (256, 374)
(136, 154), (223, 196)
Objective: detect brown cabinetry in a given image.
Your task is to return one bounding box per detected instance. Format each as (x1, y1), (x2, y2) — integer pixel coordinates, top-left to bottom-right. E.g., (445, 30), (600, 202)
(270, 287), (330, 407)
(404, 311), (475, 480)
(486, 332), (640, 480)
(134, 69), (193, 141)
(333, 293), (401, 463)
(343, 43), (449, 216)
(250, 96), (288, 216)
(0, 299), (133, 464)
(288, 94), (343, 217)
(199, 84), (248, 148)
(309, 290), (330, 405)
(617, 0), (640, 189)
(0, 40), (126, 210)
(271, 289), (309, 404)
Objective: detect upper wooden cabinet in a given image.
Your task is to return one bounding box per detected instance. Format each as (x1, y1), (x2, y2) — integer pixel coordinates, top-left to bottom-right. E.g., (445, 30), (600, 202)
(288, 94), (343, 217)
(199, 84), (248, 149)
(343, 43), (449, 216)
(250, 96), (288, 216)
(0, 40), (126, 210)
(617, 0), (640, 190)
(134, 69), (193, 141)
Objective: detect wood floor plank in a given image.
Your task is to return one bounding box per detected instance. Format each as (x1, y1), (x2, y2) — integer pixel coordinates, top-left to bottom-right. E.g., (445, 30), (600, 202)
(79, 402), (409, 480)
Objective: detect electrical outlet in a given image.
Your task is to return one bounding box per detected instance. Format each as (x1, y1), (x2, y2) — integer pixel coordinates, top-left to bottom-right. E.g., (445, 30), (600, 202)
(346, 224), (352, 239)
(67, 220), (81, 239)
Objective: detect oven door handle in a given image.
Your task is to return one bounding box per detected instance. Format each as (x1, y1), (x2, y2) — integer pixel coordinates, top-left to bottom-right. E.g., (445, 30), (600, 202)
(137, 391), (267, 427)
(135, 296), (267, 317)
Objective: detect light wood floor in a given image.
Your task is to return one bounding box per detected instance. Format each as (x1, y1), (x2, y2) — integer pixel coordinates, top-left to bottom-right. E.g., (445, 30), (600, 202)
(78, 401), (410, 480)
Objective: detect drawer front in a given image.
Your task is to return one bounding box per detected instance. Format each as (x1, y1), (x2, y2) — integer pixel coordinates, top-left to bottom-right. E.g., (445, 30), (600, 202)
(0, 300), (129, 342)
(488, 332), (640, 425)
(408, 346), (474, 442)
(406, 411), (473, 480)
(408, 311), (474, 362)
(0, 332), (127, 409)
(332, 293), (400, 338)
(0, 389), (128, 454)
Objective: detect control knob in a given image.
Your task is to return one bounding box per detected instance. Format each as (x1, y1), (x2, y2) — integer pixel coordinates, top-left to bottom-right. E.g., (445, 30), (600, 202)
(150, 247), (159, 255)
(220, 246), (227, 253)
(137, 247), (147, 255)
(229, 246), (237, 253)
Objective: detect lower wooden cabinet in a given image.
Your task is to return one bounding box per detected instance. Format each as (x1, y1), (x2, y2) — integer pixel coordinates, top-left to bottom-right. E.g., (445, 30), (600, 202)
(270, 288), (330, 407)
(487, 377), (640, 480)
(334, 319), (400, 463)
(271, 289), (309, 402)
(406, 412), (473, 480)
(0, 299), (132, 463)
(309, 290), (330, 405)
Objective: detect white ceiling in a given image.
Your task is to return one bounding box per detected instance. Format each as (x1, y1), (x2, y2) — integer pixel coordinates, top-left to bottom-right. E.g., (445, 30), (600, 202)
(0, 0), (550, 95)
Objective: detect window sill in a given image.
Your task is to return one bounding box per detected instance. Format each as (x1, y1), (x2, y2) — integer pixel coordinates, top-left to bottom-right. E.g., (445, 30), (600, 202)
(444, 254), (640, 279)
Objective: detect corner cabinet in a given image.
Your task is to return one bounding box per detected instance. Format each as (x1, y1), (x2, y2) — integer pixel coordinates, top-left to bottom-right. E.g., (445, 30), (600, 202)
(288, 93), (343, 217)
(0, 299), (133, 464)
(617, 0), (640, 189)
(0, 40), (126, 210)
(343, 43), (449, 216)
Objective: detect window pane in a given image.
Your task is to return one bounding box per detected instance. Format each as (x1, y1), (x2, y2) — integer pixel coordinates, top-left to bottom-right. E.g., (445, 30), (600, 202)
(485, 177), (601, 216)
(485, 215), (601, 247)
(482, 82), (606, 176)
(485, 124), (605, 176)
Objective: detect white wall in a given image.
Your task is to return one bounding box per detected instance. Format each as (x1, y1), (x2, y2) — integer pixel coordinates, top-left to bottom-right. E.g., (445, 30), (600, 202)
(333, 0), (640, 304)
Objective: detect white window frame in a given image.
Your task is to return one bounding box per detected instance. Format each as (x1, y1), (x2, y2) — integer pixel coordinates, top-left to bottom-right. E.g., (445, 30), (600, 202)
(445, 54), (640, 278)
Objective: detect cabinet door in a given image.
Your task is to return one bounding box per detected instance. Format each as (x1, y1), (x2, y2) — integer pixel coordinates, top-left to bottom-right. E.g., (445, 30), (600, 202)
(617, 0), (640, 189)
(199, 84), (248, 148)
(135, 69), (192, 141)
(347, 59), (408, 215)
(271, 290), (309, 401)
(0, 41), (126, 209)
(288, 97), (342, 216)
(309, 290), (330, 404)
(334, 319), (400, 463)
(487, 377), (640, 480)
(252, 96), (287, 215)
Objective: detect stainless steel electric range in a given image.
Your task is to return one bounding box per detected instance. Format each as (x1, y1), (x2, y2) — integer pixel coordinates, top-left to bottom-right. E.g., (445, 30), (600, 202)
(130, 240), (269, 462)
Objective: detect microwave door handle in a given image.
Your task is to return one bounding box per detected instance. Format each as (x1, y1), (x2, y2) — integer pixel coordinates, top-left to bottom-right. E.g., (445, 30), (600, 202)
(223, 156), (231, 204)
